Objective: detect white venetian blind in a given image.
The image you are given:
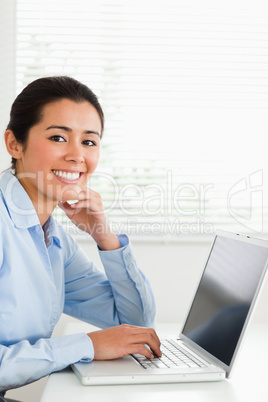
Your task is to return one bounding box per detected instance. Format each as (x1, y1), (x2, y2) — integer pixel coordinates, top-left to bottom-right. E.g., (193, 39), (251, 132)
(14, 0), (268, 238)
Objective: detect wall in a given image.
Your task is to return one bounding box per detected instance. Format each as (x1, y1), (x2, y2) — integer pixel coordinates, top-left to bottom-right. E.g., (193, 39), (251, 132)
(6, 237), (268, 401)
(0, 0), (16, 173)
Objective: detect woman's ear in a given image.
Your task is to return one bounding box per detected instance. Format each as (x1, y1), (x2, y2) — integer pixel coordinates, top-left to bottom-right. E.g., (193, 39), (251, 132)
(5, 130), (23, 160)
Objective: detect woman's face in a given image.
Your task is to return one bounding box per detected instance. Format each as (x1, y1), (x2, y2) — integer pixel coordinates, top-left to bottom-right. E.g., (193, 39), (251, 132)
(15, 98), (102, 208)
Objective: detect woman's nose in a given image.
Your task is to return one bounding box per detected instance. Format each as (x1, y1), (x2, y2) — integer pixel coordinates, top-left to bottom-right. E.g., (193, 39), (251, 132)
(64, 143), (85, 164)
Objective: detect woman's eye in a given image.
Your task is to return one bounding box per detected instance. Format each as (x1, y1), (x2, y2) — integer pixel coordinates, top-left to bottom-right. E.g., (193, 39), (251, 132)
(49, 135), (65, 142)
(83, 139), (95, 146)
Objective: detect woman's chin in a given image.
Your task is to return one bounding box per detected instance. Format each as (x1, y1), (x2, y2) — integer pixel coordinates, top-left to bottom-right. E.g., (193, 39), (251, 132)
(56, 185), (84, 202)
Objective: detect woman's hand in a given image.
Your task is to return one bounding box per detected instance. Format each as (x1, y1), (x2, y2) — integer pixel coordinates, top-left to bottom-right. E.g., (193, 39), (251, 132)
(88, 324), (162, 360)
(58, 188), (120, 250)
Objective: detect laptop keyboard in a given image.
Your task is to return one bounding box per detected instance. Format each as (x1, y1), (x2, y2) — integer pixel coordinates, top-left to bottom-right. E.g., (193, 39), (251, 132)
(132, 339), (208, 369)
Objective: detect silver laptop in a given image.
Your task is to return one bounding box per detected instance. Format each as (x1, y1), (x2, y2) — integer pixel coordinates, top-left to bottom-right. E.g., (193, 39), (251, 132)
(71, 230), (268, 385)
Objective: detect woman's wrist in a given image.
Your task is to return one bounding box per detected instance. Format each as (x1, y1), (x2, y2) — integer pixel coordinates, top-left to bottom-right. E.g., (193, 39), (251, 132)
(94, 231), (121, 251)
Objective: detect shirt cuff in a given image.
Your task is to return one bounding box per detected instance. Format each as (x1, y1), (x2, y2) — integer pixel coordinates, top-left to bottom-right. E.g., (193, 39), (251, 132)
(117, 234), (129, 248)
(97, 234), (129, 250)
(50, 333), (94, 367)
(98, 234), (138, 282)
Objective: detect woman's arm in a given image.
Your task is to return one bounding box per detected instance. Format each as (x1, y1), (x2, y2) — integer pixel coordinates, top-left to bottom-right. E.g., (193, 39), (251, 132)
(63, 234), (156, 329)
(60, 189), (160, 361)
(0, 333), (93, 392)
(59, 188), (156, 328)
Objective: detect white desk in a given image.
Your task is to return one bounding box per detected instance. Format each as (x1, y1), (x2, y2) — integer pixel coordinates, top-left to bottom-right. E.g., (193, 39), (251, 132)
(40, 322), (268, 402)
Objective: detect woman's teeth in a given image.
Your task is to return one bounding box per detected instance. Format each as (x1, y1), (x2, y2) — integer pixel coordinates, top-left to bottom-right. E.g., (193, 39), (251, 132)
(52, 170), (80, 181)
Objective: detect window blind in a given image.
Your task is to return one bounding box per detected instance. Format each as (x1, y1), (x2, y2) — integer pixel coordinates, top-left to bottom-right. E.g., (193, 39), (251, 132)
(13, 0), (268, 238)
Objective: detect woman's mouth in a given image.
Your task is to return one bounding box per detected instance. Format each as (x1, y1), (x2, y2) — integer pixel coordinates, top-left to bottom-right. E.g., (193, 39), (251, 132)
(52, 169), (82, 182)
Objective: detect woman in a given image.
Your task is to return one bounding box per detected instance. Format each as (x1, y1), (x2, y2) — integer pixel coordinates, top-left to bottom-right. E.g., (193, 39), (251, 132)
(0, 76), (161, 393)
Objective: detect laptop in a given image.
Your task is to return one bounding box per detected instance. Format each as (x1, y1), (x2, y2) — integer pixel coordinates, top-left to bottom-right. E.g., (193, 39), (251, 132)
(71, 230), (268, 385)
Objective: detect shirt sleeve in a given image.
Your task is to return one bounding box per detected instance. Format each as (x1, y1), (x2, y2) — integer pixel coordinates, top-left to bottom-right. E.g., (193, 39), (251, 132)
(63, 234), (156, 329)
(0, 333), (93, 392)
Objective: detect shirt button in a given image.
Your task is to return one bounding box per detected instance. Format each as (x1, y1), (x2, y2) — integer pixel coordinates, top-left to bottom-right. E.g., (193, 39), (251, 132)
(124, 252), (131, 262)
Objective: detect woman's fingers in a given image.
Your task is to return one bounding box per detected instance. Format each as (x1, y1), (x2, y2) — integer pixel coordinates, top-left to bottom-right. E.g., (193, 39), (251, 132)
(125, 325), (161, 355)
(88, 325), (162, 361)
(132, 333), (161, 357)
(126, 344), (155, 360)
(88, 325), (161, 360)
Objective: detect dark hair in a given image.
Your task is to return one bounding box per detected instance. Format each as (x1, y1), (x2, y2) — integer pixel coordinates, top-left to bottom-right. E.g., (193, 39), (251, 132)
(6, 76), (104, 171)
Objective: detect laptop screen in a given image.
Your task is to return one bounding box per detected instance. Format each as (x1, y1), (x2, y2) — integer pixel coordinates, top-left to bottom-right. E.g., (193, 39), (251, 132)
(182, 234), (268, 366)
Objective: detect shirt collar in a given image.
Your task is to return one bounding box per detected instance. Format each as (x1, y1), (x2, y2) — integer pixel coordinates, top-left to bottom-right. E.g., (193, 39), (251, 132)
(0, 171), (61, 248)
(0, 171), (39, 228)
(42, 215), (62, 248)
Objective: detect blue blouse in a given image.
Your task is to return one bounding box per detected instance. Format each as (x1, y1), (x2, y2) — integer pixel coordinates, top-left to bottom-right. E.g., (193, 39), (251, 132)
(0, 171), (155, 391)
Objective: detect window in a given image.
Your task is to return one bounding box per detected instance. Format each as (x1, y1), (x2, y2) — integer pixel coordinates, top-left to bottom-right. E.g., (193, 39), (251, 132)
(3, 0), (268, 238)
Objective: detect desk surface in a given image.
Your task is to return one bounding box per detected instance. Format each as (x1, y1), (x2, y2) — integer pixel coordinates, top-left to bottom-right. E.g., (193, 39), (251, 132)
(40, 322), (268, 402)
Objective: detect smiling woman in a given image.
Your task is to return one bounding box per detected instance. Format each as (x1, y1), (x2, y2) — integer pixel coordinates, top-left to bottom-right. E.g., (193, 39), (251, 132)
(0, 76), (160, 395)
(5, 99), (102, 223)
